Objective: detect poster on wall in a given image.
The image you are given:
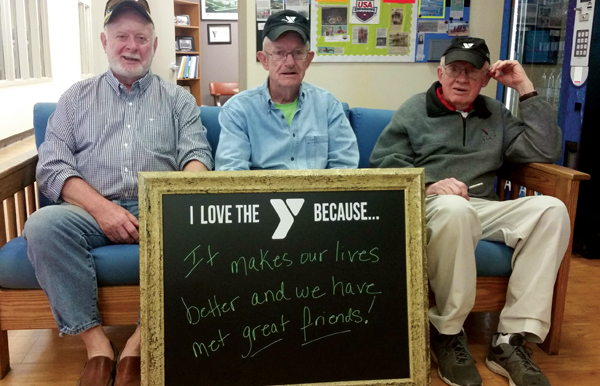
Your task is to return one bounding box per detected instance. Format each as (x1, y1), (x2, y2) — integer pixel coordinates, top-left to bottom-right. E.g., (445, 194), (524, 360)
(201, 0), (238, 20)
(312, 0), (418, 63)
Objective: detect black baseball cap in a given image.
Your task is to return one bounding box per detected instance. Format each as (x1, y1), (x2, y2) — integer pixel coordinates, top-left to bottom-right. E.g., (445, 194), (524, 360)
(263, 10), (310, 43)
(104, 0), (153, 26)
(442, 37), (490, 69)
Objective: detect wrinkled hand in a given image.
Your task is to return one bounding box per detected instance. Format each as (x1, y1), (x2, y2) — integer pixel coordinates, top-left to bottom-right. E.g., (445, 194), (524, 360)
(92, 201), (139, 244)
(426, 178), (469, 200)
(488, 60), (535, 96)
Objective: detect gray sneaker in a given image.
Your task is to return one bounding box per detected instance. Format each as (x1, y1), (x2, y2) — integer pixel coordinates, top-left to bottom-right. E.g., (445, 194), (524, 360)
(486, 333), (551, 386)
(431, 329), (482, 386)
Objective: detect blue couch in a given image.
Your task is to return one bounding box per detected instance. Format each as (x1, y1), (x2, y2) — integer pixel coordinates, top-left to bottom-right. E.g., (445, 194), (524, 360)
(0, 103), (512, 291)
(0, 102), (589, 377)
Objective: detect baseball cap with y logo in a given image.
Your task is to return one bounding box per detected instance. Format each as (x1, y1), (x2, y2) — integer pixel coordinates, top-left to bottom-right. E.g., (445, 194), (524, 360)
(263, 10), (310, 43)
(104, 0), (153, 26)
(442, 37), (490, 69)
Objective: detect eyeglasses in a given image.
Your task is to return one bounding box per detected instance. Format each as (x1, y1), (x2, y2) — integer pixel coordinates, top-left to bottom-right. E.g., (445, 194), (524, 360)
(105, 0), (151, 17)
(443, 65), (485, 80)
(265, 49), (309, 62)
(112, 33), (152, 45)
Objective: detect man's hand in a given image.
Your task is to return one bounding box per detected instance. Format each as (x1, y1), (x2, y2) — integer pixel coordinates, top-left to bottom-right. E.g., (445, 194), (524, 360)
(488, 60), (535, 96)
(182, 160), (209, 171)
(61, 177), (139, 244)
(91, 200), (139, 244)
(426, 178), (469, 200)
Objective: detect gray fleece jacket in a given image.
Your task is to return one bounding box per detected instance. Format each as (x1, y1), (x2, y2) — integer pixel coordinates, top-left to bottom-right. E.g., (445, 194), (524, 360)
(369, 82), (562, 199)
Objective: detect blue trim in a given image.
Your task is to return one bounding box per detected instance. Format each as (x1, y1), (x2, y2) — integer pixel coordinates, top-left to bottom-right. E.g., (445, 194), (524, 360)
(558, 0), (588, 166)
(496, 0), (513, 101)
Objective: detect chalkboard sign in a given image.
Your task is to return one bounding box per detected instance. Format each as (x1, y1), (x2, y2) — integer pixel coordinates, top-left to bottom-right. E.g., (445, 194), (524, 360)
(139, 169), (429, 386)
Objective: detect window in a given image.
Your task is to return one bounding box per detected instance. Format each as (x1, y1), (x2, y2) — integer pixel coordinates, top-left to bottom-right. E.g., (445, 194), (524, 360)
(0, 0), (51, 83)
(78, 0), (93, 76)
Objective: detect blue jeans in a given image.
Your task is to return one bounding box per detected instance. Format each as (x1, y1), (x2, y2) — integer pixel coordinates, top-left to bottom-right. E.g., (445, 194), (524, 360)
(23, 200), (138, 335)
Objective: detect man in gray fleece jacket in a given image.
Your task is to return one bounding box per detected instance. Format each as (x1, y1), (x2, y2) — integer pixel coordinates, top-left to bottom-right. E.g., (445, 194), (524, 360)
(371, 37), (569, 386)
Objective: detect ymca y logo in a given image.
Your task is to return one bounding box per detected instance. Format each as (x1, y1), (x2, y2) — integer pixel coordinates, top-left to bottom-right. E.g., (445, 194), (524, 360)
(270, 199), (305, 239)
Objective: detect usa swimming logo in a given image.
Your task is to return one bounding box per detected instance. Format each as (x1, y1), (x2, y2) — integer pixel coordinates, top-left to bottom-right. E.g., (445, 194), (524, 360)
(352, 1), (378, 23)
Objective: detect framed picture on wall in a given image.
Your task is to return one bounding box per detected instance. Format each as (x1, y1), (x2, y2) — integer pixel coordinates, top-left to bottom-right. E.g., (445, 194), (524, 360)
(207, 24), (232, 44)
(201, 0), (238, 21)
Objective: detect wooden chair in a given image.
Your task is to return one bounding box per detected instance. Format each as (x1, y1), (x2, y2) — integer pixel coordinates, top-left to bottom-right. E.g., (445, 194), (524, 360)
(429, 162), (590, 355)
(209, 82), (238, 106)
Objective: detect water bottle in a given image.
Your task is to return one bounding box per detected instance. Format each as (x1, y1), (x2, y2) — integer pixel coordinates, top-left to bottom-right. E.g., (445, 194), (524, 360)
(553, 70), (562, 110)
(540, 71), (548, 102)
(546, 71), (555, 106)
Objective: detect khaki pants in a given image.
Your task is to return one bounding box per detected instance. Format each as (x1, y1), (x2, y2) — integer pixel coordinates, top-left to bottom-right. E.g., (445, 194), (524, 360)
(426, 195), (570, 343)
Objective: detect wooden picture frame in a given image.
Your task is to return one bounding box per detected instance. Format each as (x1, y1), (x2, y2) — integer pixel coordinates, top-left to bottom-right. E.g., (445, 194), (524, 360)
(200, 0), (238, 21)
(139, 169), (429, 386)
(207, 24), (231, 45)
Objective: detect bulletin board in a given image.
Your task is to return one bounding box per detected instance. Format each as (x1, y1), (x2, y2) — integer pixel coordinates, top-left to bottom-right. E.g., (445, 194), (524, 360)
(414, 0), (471, 63)
(254, 0), (471, 63)
(312, 0), (418, 62)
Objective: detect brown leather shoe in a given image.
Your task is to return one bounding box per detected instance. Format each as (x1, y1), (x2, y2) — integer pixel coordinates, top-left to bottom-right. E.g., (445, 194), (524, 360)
(76, 343), (117, 386)
(115, 356), (141, 386)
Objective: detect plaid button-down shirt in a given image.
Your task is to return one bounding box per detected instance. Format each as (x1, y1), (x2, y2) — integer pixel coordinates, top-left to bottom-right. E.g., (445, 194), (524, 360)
(37, 70), (213, 203)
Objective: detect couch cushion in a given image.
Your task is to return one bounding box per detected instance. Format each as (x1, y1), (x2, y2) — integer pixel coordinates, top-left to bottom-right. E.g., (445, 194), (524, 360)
(200, 105), (221, 159)
(475, 241), (513, 277)
(349, 107), (395, 168)
(0, 237), (140, 289)
(33, 103), (58, 208)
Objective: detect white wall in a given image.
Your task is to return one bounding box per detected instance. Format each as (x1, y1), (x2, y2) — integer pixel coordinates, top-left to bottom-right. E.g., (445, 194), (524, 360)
(0, 0), (176, 141)
(239, 1), (505, 109)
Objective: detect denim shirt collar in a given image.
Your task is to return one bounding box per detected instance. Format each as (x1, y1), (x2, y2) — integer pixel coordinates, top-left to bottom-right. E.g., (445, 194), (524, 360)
(104, 69), (154, 98)
(262, 77), (306, 113)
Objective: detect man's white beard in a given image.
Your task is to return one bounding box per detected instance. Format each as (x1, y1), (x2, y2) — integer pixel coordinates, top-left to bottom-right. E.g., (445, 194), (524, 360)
(109, 52), (153, 81)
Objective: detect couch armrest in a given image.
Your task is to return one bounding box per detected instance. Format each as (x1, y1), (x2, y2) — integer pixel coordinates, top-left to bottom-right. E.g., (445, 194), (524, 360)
(0, 150), (38, 246)
(497, 162), (590, 201)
